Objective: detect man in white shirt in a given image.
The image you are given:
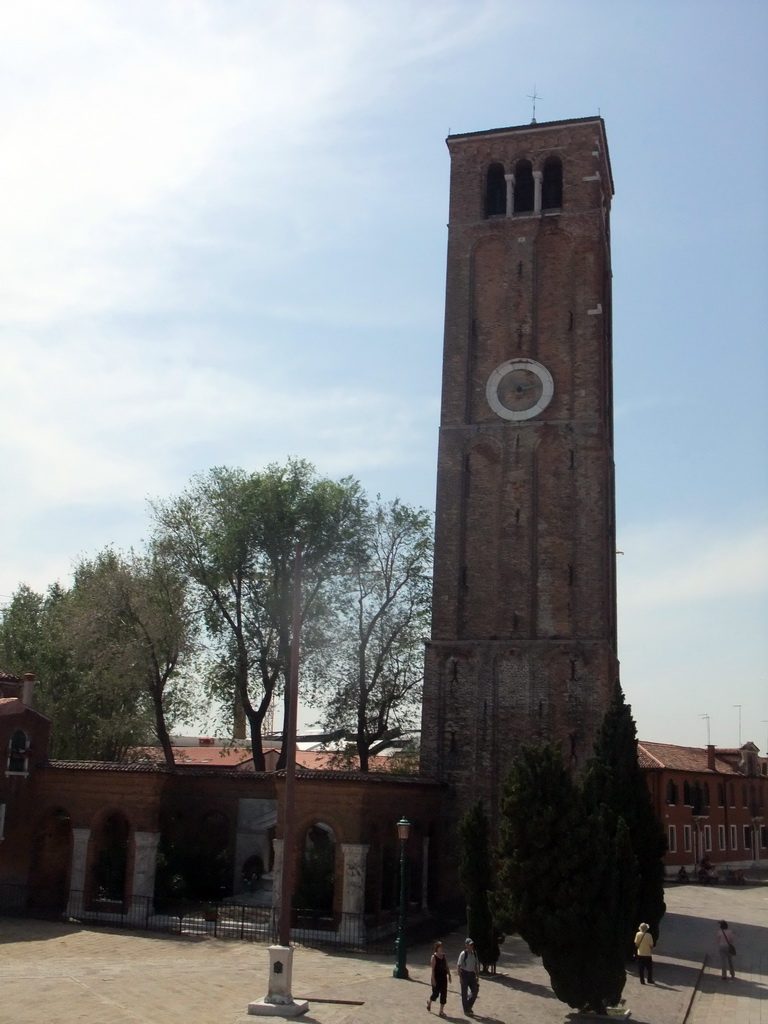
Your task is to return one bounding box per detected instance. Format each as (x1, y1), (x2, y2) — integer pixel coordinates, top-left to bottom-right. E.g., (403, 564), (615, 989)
(457, 938), (479, 1015)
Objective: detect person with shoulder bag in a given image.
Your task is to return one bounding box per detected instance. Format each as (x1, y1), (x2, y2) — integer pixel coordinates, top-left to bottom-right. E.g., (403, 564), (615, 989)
(633, 923), (655, 984)
(717, 919), (737, 980)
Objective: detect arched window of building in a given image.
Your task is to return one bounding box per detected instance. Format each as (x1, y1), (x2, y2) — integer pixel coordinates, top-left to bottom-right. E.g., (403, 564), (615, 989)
(683, 781), (692, 806)
(7, 730), (29, 774)
(513, 160), (534, 213)
(742, 785), (748, 807)
(703, 783), (710, 808)
(692, 782), (704, 814)
(484, 162), (506, 217)
(541, 156), (563, 209)
(717, 783), (725, 807)
(728, 783), (735, 807)
(666, 780), (677, 805)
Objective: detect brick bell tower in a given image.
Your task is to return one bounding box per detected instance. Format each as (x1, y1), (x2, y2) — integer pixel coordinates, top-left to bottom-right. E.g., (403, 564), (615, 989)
(420, 116), (618, 835)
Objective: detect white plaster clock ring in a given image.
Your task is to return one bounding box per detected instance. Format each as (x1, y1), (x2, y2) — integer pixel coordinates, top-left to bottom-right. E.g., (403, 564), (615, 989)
(486, 358), (554, 421)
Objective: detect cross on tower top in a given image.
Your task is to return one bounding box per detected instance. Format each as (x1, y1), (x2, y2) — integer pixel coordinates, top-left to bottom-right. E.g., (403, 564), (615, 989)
(527, 85), (542, 123)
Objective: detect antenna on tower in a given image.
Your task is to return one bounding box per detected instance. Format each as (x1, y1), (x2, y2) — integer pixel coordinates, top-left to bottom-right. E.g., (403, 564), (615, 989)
(733, 704), (742, 747)
(699, 714), (711, 746)
(527, 85), (541, 123)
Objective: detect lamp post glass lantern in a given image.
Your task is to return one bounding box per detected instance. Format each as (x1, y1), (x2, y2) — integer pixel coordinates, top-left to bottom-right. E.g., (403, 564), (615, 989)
(393, 817), (411, 979)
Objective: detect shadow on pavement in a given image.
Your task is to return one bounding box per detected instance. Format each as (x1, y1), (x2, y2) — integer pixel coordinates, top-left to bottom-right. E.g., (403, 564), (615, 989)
(660, 910), (768, 969)
(0, 914), (211, 947)
(481, 971), (559, 1001)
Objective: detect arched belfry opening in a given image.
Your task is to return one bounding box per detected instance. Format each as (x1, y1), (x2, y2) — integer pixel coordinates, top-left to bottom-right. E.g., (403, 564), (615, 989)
(542, 156), (563, 209)
(484, 162), (506, 217)
(512, 159), (534, 213)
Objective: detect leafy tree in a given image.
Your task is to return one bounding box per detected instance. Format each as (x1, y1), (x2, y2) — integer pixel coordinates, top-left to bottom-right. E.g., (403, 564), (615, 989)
(459, 799), (500, 973)
(0, 544), (197, 763)
(584, 681), (667, 942)
(67, 546), (199, 766)
(306, 498), (432, 771)
(494, 744), (631, 1015)
(150, 460), (366, 770)
(0, 582), (156, 761)
(0, 583), (45, 670)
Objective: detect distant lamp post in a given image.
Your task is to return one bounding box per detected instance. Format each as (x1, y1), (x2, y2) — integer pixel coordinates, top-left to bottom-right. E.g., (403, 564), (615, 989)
(692, 815), (707, 872)
(393, 817), (411, 979)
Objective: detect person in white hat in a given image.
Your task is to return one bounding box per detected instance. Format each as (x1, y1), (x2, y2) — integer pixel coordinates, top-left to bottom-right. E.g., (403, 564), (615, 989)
(634, 923), (655, 984)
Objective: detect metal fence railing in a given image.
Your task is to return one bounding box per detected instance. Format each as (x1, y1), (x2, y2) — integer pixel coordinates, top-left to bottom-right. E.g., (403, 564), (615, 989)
(0, 883), (415, 953)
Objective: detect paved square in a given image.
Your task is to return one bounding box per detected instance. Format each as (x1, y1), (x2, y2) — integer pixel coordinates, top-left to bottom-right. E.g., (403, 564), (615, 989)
(0, 886), (765, 1024)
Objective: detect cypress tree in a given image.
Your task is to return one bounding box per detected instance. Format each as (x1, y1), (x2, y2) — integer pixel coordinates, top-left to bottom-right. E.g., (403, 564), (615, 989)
(584, 682), (666, 942)
(494, 744), (629, 1015)
(458, 799), (500, 973)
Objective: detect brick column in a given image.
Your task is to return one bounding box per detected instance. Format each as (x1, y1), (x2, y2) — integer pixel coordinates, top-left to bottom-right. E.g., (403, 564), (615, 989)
(504, 173), (515, 217)
(533, 170), (543, 213)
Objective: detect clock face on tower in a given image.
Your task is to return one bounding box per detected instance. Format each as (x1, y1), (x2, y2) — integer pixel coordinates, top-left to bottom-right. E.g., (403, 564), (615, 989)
(486, 358), (554, 421)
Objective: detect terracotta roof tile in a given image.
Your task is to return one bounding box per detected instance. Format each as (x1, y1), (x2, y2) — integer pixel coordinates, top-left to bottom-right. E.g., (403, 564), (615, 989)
(43, 760), (274, 779)
(136, 745), (252, 767)
(638, 741), (744, 775)
(284, 767), (441, 786)
(637, 744), (665, 769)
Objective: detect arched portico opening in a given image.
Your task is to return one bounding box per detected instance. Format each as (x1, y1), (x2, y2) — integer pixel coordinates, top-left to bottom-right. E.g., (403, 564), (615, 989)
(294, 822), (336, 916)
(91, 811), (130, 906)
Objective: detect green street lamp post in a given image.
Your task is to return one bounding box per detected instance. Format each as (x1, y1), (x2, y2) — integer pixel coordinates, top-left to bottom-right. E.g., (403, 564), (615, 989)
(393, 817), (411, 979)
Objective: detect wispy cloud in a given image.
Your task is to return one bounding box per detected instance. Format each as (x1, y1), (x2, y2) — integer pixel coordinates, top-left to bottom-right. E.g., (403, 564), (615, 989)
(0, 0), (486, 597)
(0, 1), (491, 326)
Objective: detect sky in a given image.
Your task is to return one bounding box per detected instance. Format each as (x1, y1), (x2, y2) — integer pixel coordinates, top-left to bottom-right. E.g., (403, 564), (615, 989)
(1, 0), (766, 752)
